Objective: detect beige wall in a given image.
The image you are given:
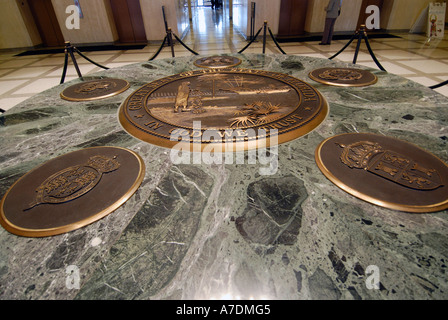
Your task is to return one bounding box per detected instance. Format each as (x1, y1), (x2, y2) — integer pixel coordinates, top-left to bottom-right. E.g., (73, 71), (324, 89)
(0, 0), (190, 49)
(335, 0), (362, 31)
(305, 0), (447, 33)
(51, 0), (117, 45)
(384, 0), (436, 30)
(232, 0), (281, 38)
(54, 0), (190, 44)
(251, 0), (281, 35)
(3, 0), (448, 50)
(140, 0), (183, 41)
(0, 0), (41, 49)
(305, 0), (361, 33)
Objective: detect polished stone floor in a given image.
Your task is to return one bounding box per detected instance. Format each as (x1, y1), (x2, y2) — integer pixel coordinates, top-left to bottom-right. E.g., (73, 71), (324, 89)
(1, 5), (448, 112)
(1, 5), (448, 302)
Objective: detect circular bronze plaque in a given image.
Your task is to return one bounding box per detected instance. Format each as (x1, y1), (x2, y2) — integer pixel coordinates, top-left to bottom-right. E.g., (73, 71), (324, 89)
(0, 146), (145, 237)
(194, 55), (242, 68)
(119, 68), (328, 152)
(309, 67), (378, 87)
(315, 133), (448, 213)
(60, 78), (130, 101)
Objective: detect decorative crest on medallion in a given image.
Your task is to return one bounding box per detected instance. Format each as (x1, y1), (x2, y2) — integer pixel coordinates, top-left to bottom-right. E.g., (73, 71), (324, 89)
(26, 155), (120, 210)
(337, 141), (443, 190)
(337, 141), (383, 169)
(319, 69), (363, 81)
(74, 80), (117, 95)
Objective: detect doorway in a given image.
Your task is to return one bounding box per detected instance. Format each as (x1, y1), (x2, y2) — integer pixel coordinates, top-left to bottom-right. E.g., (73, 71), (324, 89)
(27, 0), (65, 47)
(109, 0), (147, 43)
(277, 0), (309, 38)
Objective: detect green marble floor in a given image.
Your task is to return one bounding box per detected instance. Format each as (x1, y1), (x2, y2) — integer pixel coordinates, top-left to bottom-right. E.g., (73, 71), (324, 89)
(1, 53), (447, 300)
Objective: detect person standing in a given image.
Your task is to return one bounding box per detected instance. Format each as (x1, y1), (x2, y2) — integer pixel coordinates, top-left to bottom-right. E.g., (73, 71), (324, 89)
(320, 0), (342, 45)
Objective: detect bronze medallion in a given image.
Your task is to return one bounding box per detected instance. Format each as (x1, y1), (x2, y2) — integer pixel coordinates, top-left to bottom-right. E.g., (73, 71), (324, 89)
(315, 133), (448, 213)
(194, 55), (242, 68)
(119, 68), (328, 152)
(60, 78), (130, 101)
(309, 67), (378, 87)
(0, 146), (145, 237)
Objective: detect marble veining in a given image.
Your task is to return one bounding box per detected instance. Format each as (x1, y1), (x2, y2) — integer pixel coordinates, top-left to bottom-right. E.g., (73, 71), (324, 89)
(0, 54), (447, 300)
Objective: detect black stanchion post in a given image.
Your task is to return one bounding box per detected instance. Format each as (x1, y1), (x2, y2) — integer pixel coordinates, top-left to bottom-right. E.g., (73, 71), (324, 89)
(67, 42), (83, 80)
(167, 28), (175, 58)
(328, 25), (386, 72)
(60, 41), (111, 84)
(60, 43), (70, 84)
(162, 6), (171, 48)
(262, 21), (267, 54)
(238, 21), (286, 55)
(353, 26), (364, 64)
(250, 2), (256, 41)
(60, 41), (83, 84)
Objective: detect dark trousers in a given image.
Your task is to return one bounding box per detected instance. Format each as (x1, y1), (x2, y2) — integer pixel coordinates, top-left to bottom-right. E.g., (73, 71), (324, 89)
(321, 18), (337, 44)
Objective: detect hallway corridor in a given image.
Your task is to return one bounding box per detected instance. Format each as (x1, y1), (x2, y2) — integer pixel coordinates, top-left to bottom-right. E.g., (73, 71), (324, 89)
(1, 5), (448, 112)
(183, 4), (244, 54)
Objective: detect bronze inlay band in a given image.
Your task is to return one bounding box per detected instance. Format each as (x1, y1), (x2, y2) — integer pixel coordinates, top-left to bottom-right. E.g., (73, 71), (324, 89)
(194, 55), (242, 69)
(309, 67), (378, 87)
(119, 68), (328, 152)
(315, 133), (448, 213)
(60, 78), (130, 101)
(0, 146), (145, 237)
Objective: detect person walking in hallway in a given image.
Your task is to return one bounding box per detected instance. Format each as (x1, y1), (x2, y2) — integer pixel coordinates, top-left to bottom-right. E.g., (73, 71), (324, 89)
(320, 0), (342, 45)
